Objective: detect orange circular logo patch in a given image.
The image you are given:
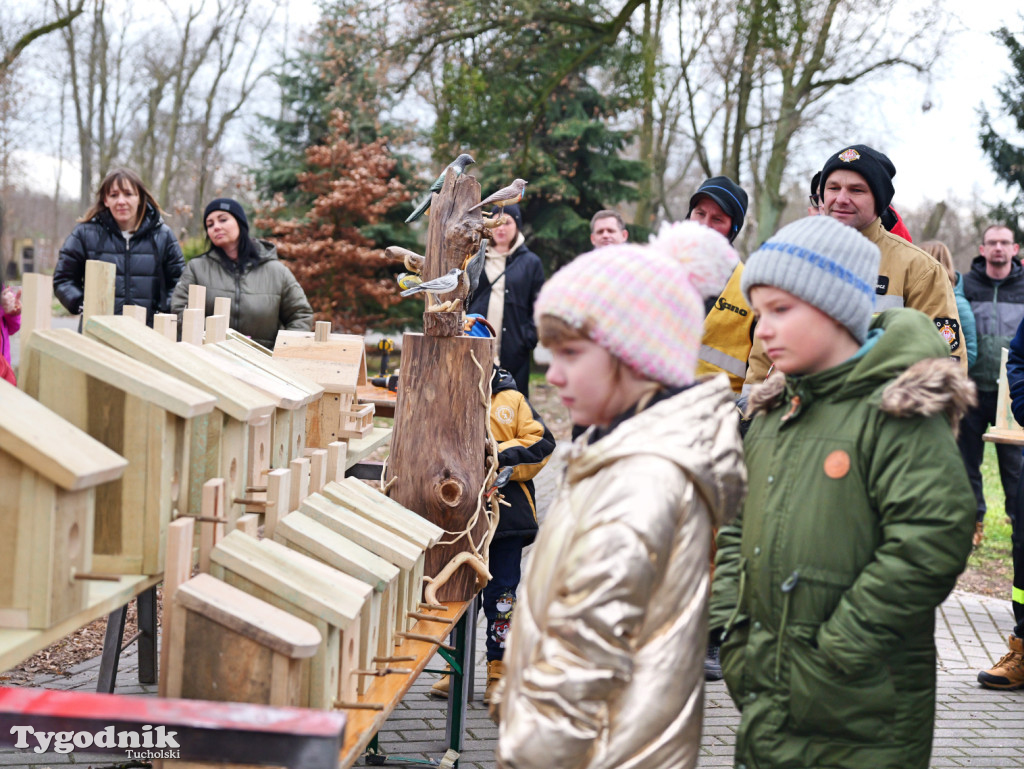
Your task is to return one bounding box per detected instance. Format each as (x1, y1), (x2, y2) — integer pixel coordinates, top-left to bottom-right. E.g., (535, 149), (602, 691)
(824, 450), (850, 479)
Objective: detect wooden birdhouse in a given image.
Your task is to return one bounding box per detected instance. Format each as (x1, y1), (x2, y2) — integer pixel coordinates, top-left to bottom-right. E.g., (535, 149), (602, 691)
(272, 324), (375, 446)
(0, 381), (127, 629)
(274, 510), (401, 665)
(19, 329), (217, 575)
(298, 493), (425, 637)
(200, 336), (325, 477)
(166, 573), (321, 707)
(209, 530), (370, 708)
(84, 315), (277, 529)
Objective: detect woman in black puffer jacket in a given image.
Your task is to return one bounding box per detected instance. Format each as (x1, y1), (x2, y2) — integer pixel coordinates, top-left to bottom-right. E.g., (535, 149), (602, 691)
(54, 168), (184, 325)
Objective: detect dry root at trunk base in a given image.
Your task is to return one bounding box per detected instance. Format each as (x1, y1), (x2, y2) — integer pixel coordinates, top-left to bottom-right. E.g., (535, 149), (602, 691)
(423, 551), (493, 605)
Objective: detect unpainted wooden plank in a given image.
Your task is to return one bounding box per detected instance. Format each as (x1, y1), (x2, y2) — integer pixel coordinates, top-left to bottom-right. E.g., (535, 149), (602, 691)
(217, 337), (324, 395)
(211, 530), (368, 628)
(205, 314), (228, 344)
(274, 512), (399, 592)
(213, 296), (231, 318)
(298, 494), (420, 570)
(82, 261), (115, 327)
(152, 313), (177, 341)
(210, 563), (337, 709)
(159, 516), (194, 697)
(235, 513), (259, 537)
(121, 304), (148, 324)
(199, 478), (226, 574)
(273, 408), (292, 468)
(19, 273), (52, 345)
(188, 284), (207, 311)
(45, 487), (93, 628)
(322, 481), (435, 550)
(264, 468), (291, 540)
(332, 478), (444, 544)
(326, 442), (347, 484)
(181, 309), (204, 346)
(307, 449), (327, 495)
(25, 330), (217, 419)
(289, 457), (310, 512)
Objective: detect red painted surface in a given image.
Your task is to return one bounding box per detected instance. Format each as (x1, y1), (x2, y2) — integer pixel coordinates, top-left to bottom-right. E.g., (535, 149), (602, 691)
(0, 687), (344, 735)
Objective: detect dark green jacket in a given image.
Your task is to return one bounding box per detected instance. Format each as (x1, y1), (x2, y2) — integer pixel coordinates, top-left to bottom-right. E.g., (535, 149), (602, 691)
(709, 309), (975, 769)
(170, 239), (312, 349)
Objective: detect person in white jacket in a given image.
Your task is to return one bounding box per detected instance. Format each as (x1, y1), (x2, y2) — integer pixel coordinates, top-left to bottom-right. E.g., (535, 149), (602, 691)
(493, 222), (747, 769)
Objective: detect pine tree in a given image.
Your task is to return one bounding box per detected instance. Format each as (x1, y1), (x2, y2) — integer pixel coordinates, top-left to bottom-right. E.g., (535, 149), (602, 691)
(979, 23), (1024, 239)
(423, 0), (647, 270)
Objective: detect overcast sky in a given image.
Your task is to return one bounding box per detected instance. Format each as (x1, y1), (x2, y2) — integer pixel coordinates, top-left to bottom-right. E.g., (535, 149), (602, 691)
(876, 3), (1021, 211)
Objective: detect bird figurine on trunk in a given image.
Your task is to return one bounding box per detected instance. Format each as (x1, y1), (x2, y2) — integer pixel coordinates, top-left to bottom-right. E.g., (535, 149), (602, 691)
(400, 268), (465, 308)
(405, 153), (476, 223)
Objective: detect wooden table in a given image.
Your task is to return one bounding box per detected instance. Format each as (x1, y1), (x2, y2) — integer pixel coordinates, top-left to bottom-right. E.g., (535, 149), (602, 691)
(357, 385), (397, 420)
(345, 425), (393, 467)
(339, 598), (473, 768)
(0, 575), (161, 673)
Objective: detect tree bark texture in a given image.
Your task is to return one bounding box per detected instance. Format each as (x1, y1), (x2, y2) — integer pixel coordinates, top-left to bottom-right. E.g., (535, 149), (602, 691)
(385, 333), (492, 601)
(386, 168), (494, 601)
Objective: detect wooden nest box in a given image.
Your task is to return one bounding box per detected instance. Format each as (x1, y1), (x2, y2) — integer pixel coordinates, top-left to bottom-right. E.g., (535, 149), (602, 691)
(272, 323), (375, 446)
(0, 381), (127, 629)
(19, 329), (217, 575)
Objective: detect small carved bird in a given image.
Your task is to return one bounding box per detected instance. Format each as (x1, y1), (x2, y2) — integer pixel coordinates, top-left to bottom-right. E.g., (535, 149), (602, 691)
(400, 268), (464, 305)
(405, 153), (476, 223)
(397, 273), (422, 292)
(469, 178), (528, 213)
(462, 242), (486, 304)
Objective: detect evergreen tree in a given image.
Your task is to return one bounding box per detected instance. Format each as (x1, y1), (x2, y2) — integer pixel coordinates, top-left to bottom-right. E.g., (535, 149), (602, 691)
(421, 0), (648, 270)
(979, 22), (1024, 239)
(254, 1), (421, 329)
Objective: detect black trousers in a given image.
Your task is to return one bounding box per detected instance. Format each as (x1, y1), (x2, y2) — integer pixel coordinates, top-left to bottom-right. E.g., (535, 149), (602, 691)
(956, 389), (1022, 523)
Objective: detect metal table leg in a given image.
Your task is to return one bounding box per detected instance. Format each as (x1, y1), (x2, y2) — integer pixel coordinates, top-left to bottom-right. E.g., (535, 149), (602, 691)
(137, 586), (158, 684)
(96, 604), (127, 693)
(443, 607), (471, 762)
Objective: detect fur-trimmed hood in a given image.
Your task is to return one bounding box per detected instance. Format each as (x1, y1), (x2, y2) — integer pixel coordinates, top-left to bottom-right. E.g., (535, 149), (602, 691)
(747, 308), (977, 433)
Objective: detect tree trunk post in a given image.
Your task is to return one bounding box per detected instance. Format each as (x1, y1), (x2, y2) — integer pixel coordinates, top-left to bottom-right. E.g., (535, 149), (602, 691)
(385, 169), (497, 602)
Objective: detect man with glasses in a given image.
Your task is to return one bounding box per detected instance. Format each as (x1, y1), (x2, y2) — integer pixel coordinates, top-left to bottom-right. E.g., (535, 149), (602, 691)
(960, 225), (1024, 547)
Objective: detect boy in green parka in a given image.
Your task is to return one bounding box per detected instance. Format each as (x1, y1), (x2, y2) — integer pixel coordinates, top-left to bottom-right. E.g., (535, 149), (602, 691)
(710, 215), (977, 769)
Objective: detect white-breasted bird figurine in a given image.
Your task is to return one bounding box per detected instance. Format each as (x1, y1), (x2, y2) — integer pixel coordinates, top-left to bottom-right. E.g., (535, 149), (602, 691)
(400, 267), (464, 307)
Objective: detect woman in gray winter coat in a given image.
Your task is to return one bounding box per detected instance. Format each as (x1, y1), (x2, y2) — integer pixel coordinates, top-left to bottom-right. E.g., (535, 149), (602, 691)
(170, 198), (312, 349)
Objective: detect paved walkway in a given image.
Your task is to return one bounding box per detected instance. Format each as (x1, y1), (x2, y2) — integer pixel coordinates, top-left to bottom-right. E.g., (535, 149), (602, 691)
(2, 452), (1023, 768)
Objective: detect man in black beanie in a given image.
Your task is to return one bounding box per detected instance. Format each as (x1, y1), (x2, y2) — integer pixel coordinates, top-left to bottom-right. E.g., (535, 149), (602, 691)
(686, 176), (748, 244)
(819, 144), (965, 371)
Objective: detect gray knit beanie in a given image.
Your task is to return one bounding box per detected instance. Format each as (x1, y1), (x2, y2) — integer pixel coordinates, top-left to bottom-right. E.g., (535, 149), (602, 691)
(741, 216), (880, 344)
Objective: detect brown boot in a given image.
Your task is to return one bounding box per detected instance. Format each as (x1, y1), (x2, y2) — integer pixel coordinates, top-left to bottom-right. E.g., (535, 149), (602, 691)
(973, 521), (984, 548)
(977, 635), (1024, 689)
(429, 665), (451, 699)
(483, 659), (504, 705)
